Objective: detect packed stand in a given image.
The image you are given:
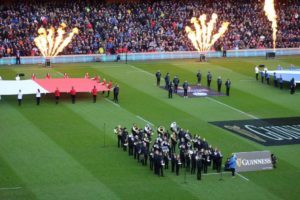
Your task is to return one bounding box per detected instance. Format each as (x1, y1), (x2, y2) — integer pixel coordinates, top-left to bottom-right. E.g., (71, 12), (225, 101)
(0, 0), (299, 57)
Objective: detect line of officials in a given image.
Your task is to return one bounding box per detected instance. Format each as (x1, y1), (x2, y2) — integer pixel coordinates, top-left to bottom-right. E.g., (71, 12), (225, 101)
(155, 70), (231, 97)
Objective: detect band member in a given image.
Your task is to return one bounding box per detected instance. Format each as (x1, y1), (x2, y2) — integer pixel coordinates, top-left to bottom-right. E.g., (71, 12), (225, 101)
(54, 87), (60, 104)
(196, 152), (203, 180)
(171, 132), (177, 153)
(46, 73), (51, 79)
(113, 84), (119, 103)
(225, 79), (231, 96)
(171, 153), (176, 173)
(191, 151), (196, 174)
(271, 153), (277, 168)
(149, 149), (154, 170)
(31, 73), (36, 80)
(164, 72), (170, 89)
(196, 70), (202, 85)
(36, 89), (41, 105)
(207, 71), (212, 88)
(156, 70), (161, 86)
(84, 72), (90, 79)
(159, 152), (164, 176)
(91, 85), (98, 103)
(217, 76), (222, 92)
(183, 80), (189, 98)
(70, 86), (76, 104)
(17, 89), (22, 106)
(175, 155), (181, 176)
(215, 150), (223, 173)
(63, 73), (69, 78)
(173, 76), (180, 93)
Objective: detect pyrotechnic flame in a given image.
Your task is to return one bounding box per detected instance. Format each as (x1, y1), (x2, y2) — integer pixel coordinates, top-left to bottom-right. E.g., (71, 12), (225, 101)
(185, 13), (229, 53)
(264, 0), (277, 49)
(34, 24), (79, 58)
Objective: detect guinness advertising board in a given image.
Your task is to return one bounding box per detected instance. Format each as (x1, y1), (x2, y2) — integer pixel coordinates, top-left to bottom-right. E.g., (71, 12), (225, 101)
(235, 151), (273, 172)
(210, 117), (300, 146)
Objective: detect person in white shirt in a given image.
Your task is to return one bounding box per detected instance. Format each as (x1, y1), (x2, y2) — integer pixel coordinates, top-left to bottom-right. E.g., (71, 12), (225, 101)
(15, 74), (20, 81)
(17, 90), (22, 106)
(36, 89), (41, 105)
(255, 65), (259, 80)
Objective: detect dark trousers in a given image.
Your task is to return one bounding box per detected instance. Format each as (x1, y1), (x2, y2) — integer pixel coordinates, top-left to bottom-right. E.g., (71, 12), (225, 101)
(36, 97), (40, 105)
(274, 80), (278, 87)
(197, 78), (201, 85)
(203, 163), (208, 173)
(55, 96), (59, 104)
(231, 168), (235, 176)
(93, 95), (97, 103)
(266, 78), (270, 85)
(223, 50), (227, 57)
(176, 164), (180, 176)
(261, 77), (264, 83)
(129, 146), (133, 155)
(208, 80), (211, 87)
(71, 95), (76, 104)
(191, 162), (196, 174)
(291, 86), (295, 94)
(168, 91), (172, 98)
(16, 57), (20, 64)
(226, 88), (230, 96)
(197, 167), (202, 180)
(107, 91), (110, 97)
(174, 85), (178, 93)
(150, 158), (153, 170)
(218, 85), (221, 92)
(157, 79), (160, 86)
(113, 93), (118, 103)
(256, 73), (258, 80)
(280, 83), (283, 89)
(160, 166), (164, 176)
(18, 99), (22, 106)
(184, 89), (187, 97)
(171, 161), (175, 172)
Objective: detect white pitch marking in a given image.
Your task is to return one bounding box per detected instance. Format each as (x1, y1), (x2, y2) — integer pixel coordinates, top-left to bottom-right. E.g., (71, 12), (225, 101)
(237, 173), (250, 181)
(105, 98), (120, 107)
(0, 187), (22, 190)
(136, 115), (154, 126)
(207, 97), (258, 119)
(203, 172), (230, 176)
(128, 64), (154, 77)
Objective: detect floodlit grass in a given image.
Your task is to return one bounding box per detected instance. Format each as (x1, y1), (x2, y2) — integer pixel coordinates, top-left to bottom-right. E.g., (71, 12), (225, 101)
(0, 56), (299, 200)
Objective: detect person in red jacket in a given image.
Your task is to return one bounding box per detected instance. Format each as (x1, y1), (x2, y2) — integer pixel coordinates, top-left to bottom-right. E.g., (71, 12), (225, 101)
(54, 87), (60, 104)
(31, 73), (36, 80)
(46, 73), (51, 79)
(70, 86), (76, 104)
(93, 75), (101, 83)
(91, 85), (98, 103)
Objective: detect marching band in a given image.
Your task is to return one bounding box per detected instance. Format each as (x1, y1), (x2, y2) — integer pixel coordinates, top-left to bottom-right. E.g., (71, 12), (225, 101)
(114, 122), (223, 180)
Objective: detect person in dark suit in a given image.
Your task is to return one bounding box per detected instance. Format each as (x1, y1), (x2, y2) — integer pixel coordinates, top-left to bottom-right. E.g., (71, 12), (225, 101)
(266, 73), (270, 85)
(197, 70), (202, 85)
(217, 76), (222, 92)
(260, 71), (264, 83)
(175, 155), (181, 176)
(164, 73), (170, 89)
(207, 72), (212, 88)
(182, 80), (189, 98)
(156, 70), (161, 86)
(225, 79), (231, 96)
(113, 84), (119, 103)
(279, 75), (283, 89)
(290, 78), (296, 94)
(171, 153), (176, 173)
(168, 83), (173, 98)
(274, 72), (278, 87)
(173, 76), (180, 93)
(215, 150), (223, 173)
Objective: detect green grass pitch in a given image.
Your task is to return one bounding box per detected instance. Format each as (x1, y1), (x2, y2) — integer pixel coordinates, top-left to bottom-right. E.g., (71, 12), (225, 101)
(0, 56), (299, 200)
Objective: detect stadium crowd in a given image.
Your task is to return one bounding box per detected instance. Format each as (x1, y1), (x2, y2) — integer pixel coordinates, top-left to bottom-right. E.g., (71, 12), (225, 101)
(114, 122), (235, 179)
(0, 0), (299, 57)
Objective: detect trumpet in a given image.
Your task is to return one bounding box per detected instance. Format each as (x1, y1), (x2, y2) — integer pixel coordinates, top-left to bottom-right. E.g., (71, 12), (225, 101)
(157, 126), (165, 134)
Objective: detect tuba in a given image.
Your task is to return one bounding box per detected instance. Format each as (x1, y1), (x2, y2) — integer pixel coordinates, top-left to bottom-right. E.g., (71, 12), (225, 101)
(157, 126), (165, 134)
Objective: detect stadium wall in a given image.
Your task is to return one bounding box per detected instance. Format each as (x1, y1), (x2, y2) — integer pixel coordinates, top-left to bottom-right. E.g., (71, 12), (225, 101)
(0, 48), (299, 65)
